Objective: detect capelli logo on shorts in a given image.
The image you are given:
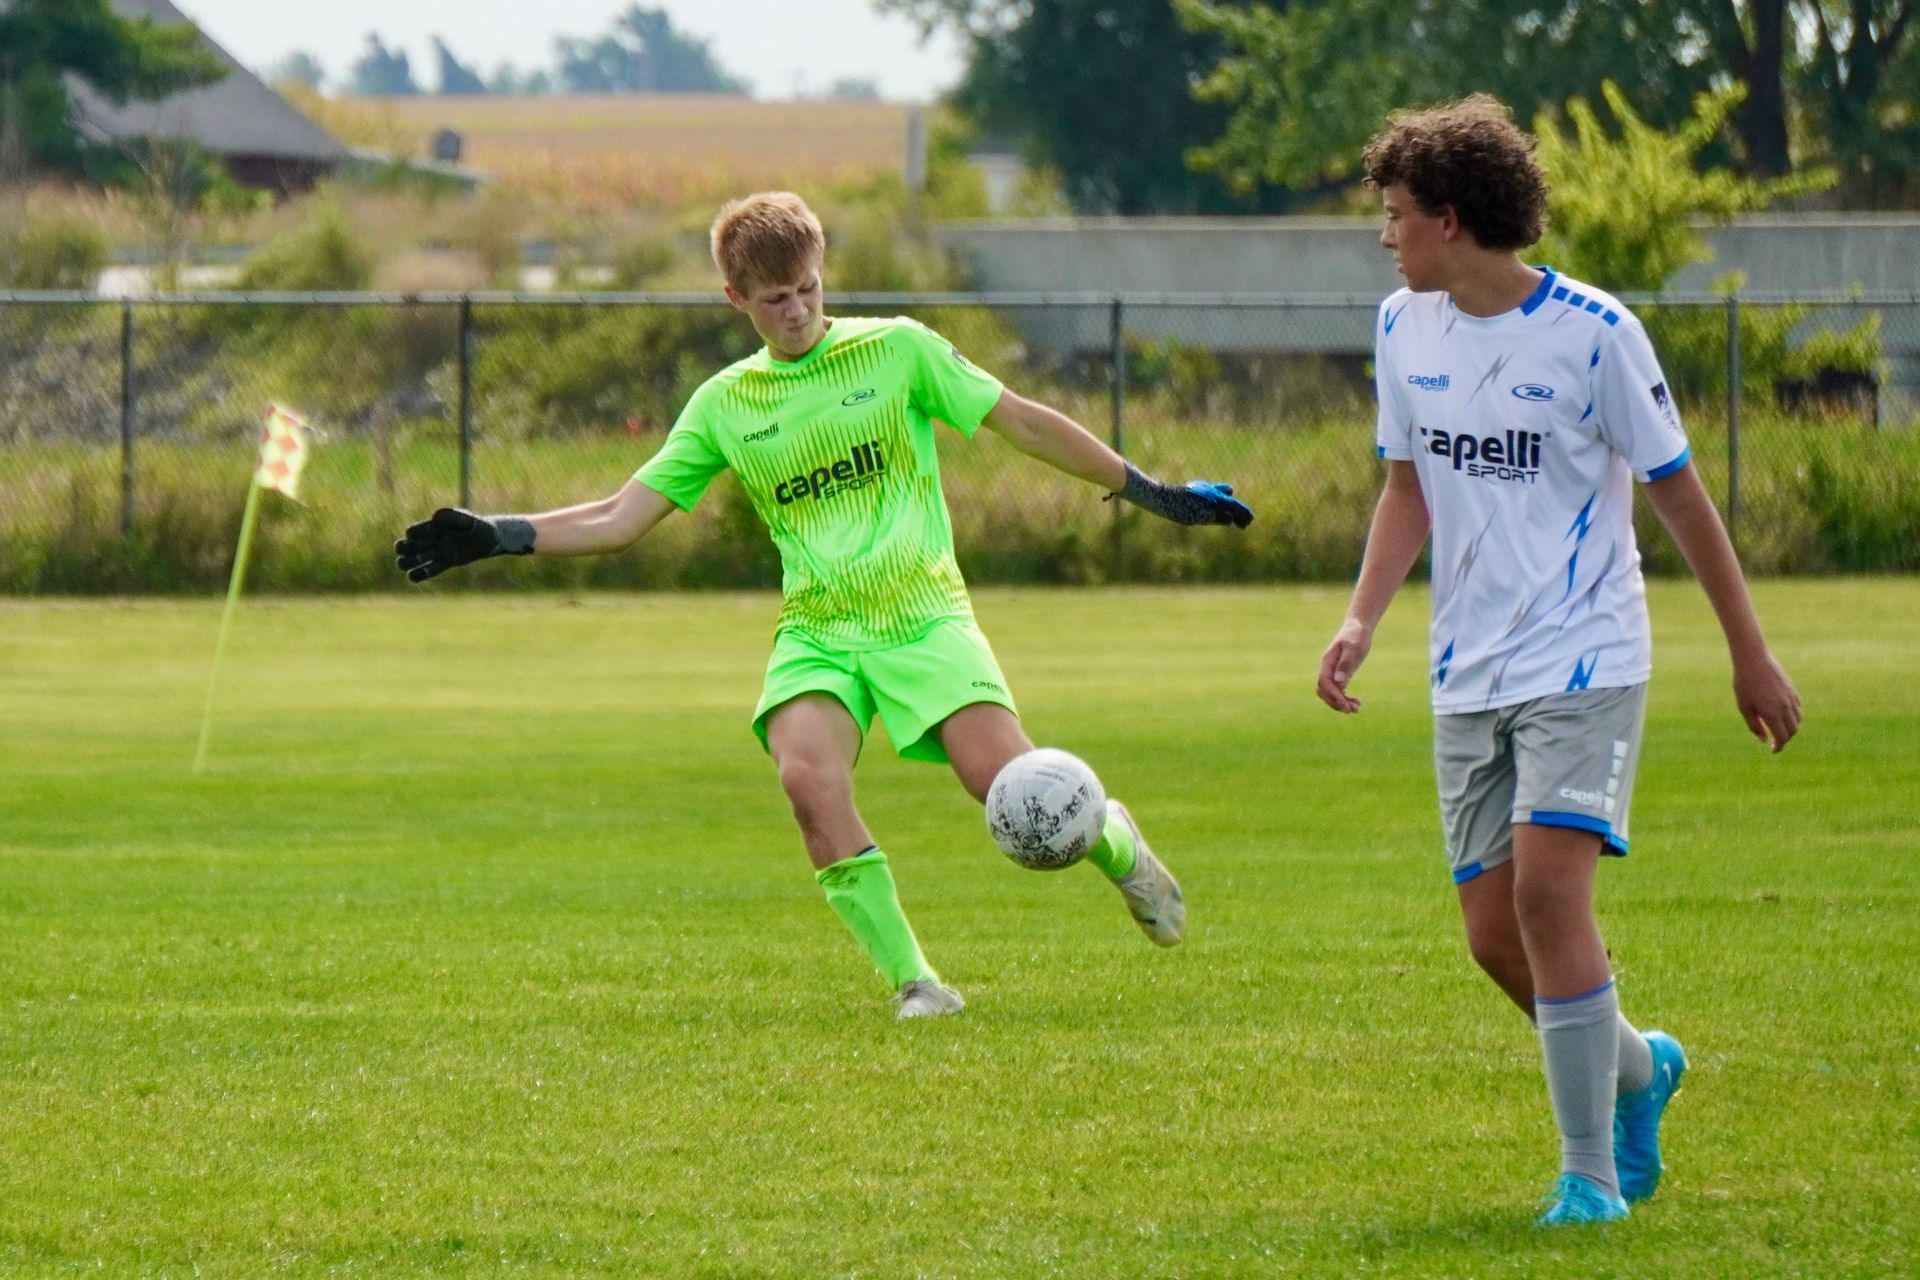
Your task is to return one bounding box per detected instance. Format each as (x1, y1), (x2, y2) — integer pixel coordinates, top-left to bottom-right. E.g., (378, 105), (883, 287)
(1558, 786), (1604, 806)
(970, 680), (1004, 692)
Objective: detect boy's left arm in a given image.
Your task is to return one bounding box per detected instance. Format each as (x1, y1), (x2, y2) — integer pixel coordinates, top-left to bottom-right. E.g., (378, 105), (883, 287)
(1642, 463), (1802, 752)
(982, 388), (1252, 528)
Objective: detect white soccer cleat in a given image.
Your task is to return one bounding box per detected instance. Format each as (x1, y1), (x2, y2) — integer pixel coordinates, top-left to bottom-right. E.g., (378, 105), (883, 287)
(893, 979), (965, 1019)
(1107, 800), (1186, 947)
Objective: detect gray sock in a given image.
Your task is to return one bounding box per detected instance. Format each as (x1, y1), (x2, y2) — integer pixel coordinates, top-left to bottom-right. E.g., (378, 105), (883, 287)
(1616, 1013), (1654, 1095)
(1536, 979), (1622, 1197)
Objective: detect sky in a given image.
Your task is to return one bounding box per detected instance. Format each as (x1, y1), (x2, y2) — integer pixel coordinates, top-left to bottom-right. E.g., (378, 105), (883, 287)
(172, 0), (967, 102)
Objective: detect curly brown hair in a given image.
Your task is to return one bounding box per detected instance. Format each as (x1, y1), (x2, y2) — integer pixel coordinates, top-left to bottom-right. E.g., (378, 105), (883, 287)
(1362, 94), (1548, 251)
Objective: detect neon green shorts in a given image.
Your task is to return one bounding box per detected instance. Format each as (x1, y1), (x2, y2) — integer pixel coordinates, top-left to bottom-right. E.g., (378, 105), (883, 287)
(751, 620), (1018, 764)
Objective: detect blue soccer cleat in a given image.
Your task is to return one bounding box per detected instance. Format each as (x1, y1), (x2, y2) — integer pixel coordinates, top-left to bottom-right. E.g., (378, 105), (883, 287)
(1615, 1030), (1687, 1202)
(1538, 1173), (1629, 1226)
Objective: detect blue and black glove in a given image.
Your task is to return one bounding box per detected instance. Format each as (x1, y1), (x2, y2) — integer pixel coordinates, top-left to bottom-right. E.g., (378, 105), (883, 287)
(1109, 463), (1253, 528)
(394, 508), (536, 582)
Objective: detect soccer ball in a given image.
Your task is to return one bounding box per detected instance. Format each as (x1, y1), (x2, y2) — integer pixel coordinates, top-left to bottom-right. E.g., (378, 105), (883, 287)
(985, 748), (1107, 871)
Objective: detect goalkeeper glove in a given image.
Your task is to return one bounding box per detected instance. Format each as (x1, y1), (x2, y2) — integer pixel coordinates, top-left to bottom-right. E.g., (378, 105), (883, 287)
(394, 508), (536, 582)
(1109, 463), (1254, 528)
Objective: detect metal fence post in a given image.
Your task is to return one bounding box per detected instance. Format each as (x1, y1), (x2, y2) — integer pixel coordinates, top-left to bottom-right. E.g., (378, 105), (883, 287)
(1109, 296), (1127, 576)
(119, 300), (134, 539)
(1726, 296), (1741, 550)
(457, 296), (473, 508)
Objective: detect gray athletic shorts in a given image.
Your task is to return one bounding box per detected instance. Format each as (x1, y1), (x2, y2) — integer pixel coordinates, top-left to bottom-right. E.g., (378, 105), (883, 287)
(1433, 684), (1648, 885)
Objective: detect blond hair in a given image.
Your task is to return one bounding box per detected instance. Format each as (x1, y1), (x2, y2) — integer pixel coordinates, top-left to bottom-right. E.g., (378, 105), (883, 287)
(710, 192), (826, 293)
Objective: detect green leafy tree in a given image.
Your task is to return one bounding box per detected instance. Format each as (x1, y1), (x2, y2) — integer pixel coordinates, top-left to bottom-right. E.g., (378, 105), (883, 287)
(1177, 0), (1729, 196)
(554, 6), (748, 94)
(879, 0), (1296, 214)
(1798, 1), (1920, 204)
(1536, 81), (1876, 402)
(1535, 81), (1828, 291)
(0, 0), (224, 173)
(1181, 0), (1920, 201)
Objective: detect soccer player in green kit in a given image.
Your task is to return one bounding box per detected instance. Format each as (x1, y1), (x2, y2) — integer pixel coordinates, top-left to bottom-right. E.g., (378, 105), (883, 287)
(395, 192), (1252, 1019)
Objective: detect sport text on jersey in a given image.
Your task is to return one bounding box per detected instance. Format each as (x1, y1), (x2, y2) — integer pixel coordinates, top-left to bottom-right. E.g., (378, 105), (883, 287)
(1420, 427), (1545, 485)
(774, 441), (889, 505)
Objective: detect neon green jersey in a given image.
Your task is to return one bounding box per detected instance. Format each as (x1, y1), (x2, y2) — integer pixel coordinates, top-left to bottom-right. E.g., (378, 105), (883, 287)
(634, 316), (1006, 650)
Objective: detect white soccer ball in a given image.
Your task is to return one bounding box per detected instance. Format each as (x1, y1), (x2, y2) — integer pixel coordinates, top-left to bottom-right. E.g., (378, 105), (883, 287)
(985, 748), (1107, 871)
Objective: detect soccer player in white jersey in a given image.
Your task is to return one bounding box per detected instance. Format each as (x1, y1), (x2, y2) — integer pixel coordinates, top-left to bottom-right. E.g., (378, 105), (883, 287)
(1315, 96), (1802, 1225)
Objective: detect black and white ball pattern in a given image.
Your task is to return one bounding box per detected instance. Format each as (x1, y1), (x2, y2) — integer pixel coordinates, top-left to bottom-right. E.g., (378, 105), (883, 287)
(985, 748), (1107, 870)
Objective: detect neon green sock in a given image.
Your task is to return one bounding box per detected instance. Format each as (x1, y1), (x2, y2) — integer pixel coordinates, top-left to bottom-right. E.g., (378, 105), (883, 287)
(815, 849), (937, 990)
(1084, 806), (1137, 880)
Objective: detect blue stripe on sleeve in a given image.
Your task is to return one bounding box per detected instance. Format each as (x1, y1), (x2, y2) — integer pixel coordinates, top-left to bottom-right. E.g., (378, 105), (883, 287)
(1646, 447), (1691, 480)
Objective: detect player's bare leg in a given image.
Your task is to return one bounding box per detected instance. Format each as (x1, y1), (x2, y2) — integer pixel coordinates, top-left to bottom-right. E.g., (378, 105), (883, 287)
(1458, 861), (1536, 1015)
(768, 694), (958, 1017)
(939, 701), (1032, 802)
(767, 693), (873, 869)
(939, 702), (1183, 945)
(1513, 824), (1627, 1218)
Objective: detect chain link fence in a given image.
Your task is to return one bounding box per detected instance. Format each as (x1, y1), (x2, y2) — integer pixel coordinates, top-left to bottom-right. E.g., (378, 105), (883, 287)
(3, 290), (1916, 594)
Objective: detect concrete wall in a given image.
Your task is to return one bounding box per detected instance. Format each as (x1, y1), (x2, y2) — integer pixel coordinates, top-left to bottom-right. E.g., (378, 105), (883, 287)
(930, 214), (1920, 422)
(931, 213), (1920, 298)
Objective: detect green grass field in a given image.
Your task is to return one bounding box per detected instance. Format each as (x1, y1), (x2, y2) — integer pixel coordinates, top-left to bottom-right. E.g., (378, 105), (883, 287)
(2, 582), (1915, 1277)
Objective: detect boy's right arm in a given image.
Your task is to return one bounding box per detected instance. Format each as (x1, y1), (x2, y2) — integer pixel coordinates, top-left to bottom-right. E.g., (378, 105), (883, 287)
(395, 480), (676, 582)
(1316, 460), (1429, 713)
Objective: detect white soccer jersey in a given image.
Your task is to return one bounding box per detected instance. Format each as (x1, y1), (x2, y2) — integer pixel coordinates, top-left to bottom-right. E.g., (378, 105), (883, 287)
(1374, 268), (1691, 714)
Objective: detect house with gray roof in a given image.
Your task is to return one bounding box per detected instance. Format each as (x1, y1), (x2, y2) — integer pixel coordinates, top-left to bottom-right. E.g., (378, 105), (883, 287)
(61, 0), (349, 194)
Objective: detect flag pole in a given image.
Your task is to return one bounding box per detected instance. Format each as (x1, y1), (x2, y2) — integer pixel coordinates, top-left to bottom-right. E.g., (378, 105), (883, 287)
(192, 478), (265, 773)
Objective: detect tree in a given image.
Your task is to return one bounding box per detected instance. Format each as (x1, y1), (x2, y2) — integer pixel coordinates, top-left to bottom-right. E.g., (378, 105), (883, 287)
(1178, 0), (1731, 196)
(344, 35), (419, 96)
(1535, 81), (1874, 404)
(879, 0), (1297, 214)
(1685, 0), (1792, 177)
(1798, 0), (1920, 204)
(0, 0), (225, 173)
(266, 50), (327, 94)
(1181, 0), (1920, 201)
(553, 6), (748, 94)
(1535, 81), (1828, 290)
(433, 37), (488, 96)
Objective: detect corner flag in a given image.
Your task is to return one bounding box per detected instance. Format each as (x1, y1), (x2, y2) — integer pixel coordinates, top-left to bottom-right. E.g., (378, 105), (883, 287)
(253, 403), (310, 499)
(193, 404), (312, 772)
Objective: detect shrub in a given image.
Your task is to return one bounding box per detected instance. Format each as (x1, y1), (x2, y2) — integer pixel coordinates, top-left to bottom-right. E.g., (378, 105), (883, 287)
(0, 210), (109, 288)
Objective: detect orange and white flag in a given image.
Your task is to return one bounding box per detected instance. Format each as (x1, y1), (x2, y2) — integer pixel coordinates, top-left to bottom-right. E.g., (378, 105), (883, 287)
(253, 404), (310, 500)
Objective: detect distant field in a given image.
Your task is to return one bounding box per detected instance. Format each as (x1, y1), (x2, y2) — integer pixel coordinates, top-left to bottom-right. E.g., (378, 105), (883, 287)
(371, 94), (911, 210)
(1, 582), (1916, 1276)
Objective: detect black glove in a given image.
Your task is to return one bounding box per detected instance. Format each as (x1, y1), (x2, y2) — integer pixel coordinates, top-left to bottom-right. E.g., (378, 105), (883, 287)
(394, 508), (536, 582)
(1108, 463), (1254, 528)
